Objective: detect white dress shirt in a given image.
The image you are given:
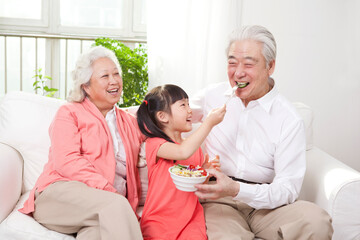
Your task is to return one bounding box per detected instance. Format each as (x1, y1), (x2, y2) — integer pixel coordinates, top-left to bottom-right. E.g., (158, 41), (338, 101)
(105, 107), (127, 197)
(191, 80), (306, 209)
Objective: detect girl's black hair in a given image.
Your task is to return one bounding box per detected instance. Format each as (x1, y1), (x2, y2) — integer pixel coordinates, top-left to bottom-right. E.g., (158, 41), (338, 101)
(137, 84), (189, 143)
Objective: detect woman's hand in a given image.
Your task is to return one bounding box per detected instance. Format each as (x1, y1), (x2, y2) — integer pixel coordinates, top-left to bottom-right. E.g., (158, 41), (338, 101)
(204, 104), (226, 127)
(202, 154), (220, 171)
(194, 169), (239, 200)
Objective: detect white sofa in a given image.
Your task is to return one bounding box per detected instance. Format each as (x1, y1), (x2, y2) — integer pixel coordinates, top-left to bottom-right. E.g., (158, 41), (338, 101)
(0, 91), (359, 240)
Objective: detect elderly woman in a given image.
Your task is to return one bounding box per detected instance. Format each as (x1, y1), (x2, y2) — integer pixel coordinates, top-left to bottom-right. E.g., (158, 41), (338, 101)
(19, 46), (144, 240)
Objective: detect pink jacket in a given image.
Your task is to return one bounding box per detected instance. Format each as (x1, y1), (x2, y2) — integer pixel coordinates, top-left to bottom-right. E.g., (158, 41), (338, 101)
(19, 98), (143, 216)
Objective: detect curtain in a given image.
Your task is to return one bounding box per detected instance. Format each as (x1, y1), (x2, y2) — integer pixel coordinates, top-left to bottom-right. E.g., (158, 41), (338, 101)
(147, 0), (243, 97)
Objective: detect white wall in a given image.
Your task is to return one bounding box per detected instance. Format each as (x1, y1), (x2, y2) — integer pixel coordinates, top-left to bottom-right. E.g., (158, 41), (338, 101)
(240, 0), (360, 171)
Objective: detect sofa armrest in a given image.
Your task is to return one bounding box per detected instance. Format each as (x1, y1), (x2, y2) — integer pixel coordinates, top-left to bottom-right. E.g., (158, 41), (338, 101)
(0, 143), (23, 223)
(299, 147), (360, 240)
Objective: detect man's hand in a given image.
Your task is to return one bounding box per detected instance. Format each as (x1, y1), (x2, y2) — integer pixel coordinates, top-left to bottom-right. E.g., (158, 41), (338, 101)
(194, 169), (239, 200)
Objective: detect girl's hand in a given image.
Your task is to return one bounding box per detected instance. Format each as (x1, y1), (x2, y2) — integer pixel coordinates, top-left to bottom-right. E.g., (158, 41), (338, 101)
(202, 154), (221, 171)
(204, 104), (226, 127)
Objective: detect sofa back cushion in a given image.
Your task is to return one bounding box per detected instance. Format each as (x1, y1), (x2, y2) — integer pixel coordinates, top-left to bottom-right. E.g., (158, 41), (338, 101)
(0, 92), (65, 193)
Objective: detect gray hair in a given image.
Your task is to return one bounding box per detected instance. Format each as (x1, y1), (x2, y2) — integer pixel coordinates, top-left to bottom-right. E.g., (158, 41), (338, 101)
(226, 25), (277, 67)
(67, 46), (122, 102)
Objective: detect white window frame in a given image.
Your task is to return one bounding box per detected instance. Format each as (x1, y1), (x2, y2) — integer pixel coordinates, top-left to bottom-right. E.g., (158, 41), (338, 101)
(0, 0), (146, 38)
(0, 0), (49, 32)
(55, 0), (146, 38)
(133, 0), (147, 33)
(0, 0), (146, 98)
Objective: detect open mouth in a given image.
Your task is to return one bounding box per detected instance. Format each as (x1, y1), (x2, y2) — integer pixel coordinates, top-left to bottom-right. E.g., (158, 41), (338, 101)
(236, 81), (249, 88)
(107, 88), (119, 94)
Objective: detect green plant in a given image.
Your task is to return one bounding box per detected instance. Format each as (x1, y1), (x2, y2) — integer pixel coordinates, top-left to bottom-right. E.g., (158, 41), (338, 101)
(32, 68), (58, 97)
(94, 38), (148, 107)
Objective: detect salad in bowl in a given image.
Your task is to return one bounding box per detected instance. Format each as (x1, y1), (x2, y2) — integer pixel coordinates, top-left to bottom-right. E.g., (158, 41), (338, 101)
(169, 164), (209, 192)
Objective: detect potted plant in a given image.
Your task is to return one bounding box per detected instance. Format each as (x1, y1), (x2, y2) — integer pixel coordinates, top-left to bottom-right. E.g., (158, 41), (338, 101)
(94, 38), (148, 108)
(32, 68), (58, 97)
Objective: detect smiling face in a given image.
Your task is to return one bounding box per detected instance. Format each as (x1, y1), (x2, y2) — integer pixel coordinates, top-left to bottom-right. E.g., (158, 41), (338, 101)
(83, 57), (122, 116)
(227, 39), (275, 106)
(168, 98), (193, 133)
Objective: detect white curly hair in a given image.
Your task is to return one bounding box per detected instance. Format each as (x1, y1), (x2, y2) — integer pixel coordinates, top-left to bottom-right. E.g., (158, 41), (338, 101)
(67, 46), (122, 102)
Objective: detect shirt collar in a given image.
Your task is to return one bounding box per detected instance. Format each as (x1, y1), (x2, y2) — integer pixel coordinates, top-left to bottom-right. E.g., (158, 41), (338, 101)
(257, 78), (278, 113)
(223, 78), (278, 113)
(105, 106), (117, 121)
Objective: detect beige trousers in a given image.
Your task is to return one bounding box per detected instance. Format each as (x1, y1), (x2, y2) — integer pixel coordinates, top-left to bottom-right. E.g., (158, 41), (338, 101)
(33, 181), (143, 240)
(202, 197), (333, 240)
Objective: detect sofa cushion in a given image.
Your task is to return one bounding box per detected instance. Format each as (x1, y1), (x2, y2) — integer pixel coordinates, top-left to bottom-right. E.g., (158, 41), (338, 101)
(0, 143), (23, 223)
(138, 142), (148, 206)
(0, 91), (65, 193)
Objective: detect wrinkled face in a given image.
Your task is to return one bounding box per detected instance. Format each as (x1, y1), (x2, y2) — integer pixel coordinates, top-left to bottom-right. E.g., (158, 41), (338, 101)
(227, 39), (275, 106)
(83, 57), (122, 116)
(168, 98), (193, 133)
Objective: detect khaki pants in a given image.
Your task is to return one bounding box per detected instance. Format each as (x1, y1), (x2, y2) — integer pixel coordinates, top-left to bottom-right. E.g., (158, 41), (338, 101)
(33, 181), (143, 240)
(202, 197), (333, 240)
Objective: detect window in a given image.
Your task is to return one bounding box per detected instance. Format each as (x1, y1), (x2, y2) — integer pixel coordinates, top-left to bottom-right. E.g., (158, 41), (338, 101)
(60, 0), (125, 28)
(0, 0), (146, 38)
(0, 0), (146, 98)
(133, 0), (147, 33)
(0, 0), (48, 31)
(0, 0), (42, 19)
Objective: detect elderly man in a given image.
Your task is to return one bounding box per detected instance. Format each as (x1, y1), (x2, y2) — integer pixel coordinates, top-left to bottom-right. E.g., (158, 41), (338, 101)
(191, 25), (333, 240)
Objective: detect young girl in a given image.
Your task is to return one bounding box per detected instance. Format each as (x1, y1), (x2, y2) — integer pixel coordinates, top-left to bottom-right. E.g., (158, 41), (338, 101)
(137, 84), (226, 240)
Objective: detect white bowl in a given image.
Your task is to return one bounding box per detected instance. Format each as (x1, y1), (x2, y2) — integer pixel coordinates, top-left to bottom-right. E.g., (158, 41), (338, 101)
(168, 166), (208, 192)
